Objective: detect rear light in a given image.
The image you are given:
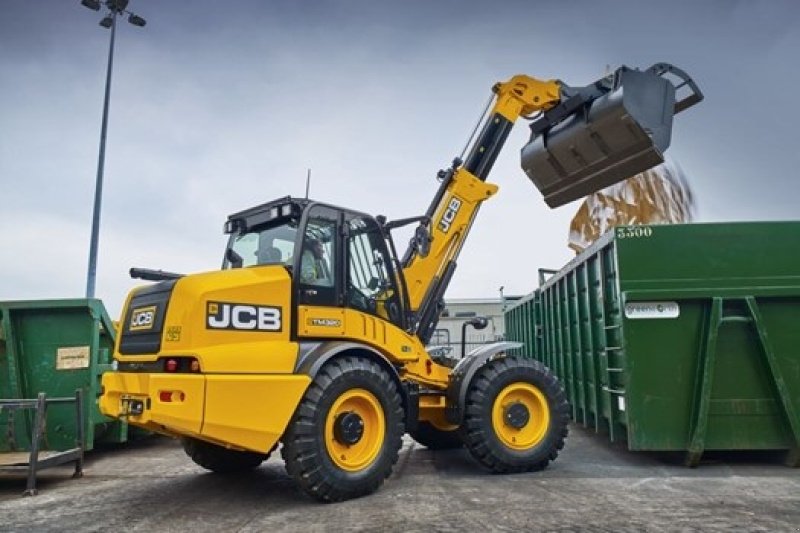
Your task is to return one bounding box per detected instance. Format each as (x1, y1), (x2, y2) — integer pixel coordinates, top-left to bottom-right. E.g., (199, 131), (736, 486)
(158, 391), (186, 402)
(158, 356), (200, 373)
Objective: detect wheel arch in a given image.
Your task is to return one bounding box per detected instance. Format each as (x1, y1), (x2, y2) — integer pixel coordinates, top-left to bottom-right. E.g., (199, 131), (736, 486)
(295, 341), (412, 424)
(445, 341), (523, 424)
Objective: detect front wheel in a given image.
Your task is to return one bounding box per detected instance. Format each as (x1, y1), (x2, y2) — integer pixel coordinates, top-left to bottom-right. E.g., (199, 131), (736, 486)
(460, 357), (569, 473)
(281, 356), (405, 502)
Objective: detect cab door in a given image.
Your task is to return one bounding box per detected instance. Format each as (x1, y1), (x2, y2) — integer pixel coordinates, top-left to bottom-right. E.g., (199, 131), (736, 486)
(344, 214), (404, 328)
(295, 205), (346, 337)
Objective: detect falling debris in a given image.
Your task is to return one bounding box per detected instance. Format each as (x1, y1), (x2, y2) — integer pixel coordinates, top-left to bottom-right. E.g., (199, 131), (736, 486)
(568, 160), (695, 253)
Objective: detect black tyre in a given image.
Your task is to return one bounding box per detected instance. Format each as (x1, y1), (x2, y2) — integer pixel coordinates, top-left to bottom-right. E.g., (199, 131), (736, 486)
(281, 356), (405, 502)
(409, 421), (462, 450)
(460, 356), (569, 473)
(182, 437), (269, 473)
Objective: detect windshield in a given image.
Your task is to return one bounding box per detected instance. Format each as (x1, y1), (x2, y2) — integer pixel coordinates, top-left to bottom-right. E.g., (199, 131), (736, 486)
(224, 220), (298, 269)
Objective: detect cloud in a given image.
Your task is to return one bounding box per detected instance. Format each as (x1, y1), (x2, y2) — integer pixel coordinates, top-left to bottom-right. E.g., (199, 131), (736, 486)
(1, 0), (799, 318)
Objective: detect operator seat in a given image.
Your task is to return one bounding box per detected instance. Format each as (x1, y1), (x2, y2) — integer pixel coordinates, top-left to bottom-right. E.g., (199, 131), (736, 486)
(257, 246), (282, 264)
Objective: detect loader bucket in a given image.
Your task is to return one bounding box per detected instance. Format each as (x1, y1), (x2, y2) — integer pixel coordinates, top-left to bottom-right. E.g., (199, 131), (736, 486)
(521, 63), (702, 208)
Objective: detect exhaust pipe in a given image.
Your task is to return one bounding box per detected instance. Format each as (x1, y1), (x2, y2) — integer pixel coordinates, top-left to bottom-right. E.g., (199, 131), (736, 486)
(521, 63), (703, 208)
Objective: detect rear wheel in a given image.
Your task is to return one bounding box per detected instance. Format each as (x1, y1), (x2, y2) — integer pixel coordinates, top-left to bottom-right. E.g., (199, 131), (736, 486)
(460, 357), (569, 473)
(182, 437), (269, 473)
(409, 421), (462, 450)
(281, 356), (404, 502)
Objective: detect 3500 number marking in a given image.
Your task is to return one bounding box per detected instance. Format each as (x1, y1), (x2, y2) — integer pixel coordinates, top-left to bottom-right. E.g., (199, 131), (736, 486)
(616, 226), (653, 239)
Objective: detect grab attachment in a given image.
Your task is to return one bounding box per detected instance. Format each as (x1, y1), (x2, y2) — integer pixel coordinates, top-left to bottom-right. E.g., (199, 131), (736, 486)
(520, 63), (703, 208)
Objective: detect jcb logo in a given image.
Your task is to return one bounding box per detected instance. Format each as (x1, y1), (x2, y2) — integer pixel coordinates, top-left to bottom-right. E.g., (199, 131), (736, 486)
(438, 197), (462, 233)
(206, 301), (282, 332)
(130, 306), (157, 331)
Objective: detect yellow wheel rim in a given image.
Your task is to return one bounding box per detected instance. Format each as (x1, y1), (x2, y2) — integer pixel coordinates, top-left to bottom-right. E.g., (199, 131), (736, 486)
(324, 388), (385, 472)
(491, 382), (550, 450)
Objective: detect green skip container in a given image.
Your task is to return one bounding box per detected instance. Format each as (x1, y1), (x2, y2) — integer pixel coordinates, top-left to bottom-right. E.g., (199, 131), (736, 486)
(0, 298), (130, 452)
(505, 222), (800, 465)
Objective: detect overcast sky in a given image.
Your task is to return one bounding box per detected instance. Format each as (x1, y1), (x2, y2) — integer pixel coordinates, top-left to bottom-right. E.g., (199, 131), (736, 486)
(1, 0), (799, 318)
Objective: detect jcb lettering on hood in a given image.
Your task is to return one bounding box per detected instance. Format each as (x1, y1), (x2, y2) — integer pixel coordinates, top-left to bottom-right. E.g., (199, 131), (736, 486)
(206, 301), (282, 332)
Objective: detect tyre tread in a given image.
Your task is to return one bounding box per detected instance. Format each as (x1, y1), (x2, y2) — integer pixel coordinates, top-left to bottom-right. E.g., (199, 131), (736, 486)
(460, 356), (569, 474)
(282, 356), (404, 502)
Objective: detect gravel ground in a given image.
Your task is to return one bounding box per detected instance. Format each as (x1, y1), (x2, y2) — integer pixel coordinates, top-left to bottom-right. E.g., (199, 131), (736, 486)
(1, 425), (799, 532)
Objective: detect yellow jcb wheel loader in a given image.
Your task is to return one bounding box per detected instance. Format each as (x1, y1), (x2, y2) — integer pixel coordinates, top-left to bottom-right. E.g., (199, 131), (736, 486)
(99, 63), (702, 502)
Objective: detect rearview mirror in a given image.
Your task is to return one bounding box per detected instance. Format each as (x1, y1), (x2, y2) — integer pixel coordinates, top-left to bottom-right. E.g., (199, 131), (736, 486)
(414, 225), (431, 258)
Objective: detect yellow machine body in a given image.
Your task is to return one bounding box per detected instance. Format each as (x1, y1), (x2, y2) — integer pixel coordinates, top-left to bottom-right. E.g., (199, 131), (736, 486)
(99, 263), (453, 453)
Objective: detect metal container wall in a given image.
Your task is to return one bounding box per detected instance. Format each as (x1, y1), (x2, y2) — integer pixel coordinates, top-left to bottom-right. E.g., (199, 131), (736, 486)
(505, 222), (800, 464)
(0, 299), (128, 452)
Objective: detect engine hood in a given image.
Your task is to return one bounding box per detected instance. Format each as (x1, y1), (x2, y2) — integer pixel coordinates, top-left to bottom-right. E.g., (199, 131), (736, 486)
(117, 265), (293, 363)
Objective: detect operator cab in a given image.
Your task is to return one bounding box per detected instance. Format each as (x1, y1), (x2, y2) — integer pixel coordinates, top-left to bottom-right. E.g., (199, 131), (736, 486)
(223, 196), (407, 329)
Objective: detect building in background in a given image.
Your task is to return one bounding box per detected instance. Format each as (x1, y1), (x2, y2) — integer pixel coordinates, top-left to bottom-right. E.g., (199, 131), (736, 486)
(430, 296), (521, 356)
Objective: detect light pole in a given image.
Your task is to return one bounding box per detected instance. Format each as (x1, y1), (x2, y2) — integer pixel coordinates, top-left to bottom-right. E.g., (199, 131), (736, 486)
(80, 0), (146, 298)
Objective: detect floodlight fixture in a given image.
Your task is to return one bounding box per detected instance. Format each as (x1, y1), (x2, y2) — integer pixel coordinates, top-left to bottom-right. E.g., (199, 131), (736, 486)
(128, 14), (146, 27)
(81, 0), (101, 11)
(108, 0), (130, 12)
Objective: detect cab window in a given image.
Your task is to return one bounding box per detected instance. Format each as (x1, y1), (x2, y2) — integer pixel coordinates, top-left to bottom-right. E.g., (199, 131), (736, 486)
(346, 216), (401, 325)
(225, 221), (297, 268)
(296, 205), (339, 307)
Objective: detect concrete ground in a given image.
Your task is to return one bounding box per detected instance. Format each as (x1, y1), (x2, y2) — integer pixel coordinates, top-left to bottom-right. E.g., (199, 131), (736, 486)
(1, 425), (799, 532)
